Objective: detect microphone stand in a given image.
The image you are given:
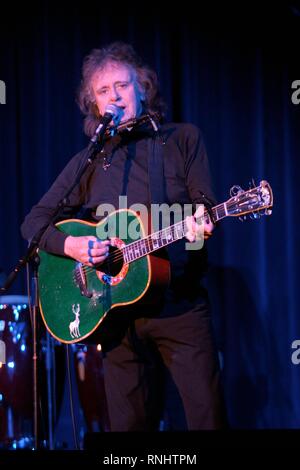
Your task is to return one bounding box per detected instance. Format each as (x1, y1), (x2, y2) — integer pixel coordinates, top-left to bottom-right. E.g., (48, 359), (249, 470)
(31, 253), (40, 450)
(0, 128), (108, 450)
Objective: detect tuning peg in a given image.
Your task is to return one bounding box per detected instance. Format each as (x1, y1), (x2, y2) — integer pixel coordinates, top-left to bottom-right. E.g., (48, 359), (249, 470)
(239, 215), (248, 222)
(230, 185), (244, 197)
(265, 209), (272, 216)
(250, 212), (261, 219)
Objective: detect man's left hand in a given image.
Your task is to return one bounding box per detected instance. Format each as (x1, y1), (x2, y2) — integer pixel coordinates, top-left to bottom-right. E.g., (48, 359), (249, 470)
(185, 207), (214, 243)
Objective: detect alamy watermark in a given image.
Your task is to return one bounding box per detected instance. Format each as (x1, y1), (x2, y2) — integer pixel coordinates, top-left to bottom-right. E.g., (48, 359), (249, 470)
(291, 80), (300, 105)
(291, 340), (300, 365)
(95, 196), (205, 251)
(0, 80), (6, 104)
(0, 339), (5, 364)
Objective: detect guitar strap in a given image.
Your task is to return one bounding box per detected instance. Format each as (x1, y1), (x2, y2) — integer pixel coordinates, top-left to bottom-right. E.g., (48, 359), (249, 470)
(126, 135), (166, 359)
(147, 134), (165, 205)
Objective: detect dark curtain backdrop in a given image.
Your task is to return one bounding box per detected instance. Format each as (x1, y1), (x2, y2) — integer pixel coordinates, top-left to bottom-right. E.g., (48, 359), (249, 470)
(1, 3), (300, 429)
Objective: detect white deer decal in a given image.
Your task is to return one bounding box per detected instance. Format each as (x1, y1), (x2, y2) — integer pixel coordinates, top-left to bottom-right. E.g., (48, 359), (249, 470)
(69, 303), (81, 338)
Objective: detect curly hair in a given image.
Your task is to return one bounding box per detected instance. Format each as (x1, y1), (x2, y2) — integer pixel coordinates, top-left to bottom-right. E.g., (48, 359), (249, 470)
(77, 42), (166, 137)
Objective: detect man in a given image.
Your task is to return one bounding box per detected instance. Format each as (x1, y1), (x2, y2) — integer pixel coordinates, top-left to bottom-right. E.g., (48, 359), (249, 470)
(21, 42), (223, 431)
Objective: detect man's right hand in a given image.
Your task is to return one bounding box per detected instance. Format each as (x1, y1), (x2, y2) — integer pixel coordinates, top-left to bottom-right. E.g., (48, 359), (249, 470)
(64, 236), (110, 266)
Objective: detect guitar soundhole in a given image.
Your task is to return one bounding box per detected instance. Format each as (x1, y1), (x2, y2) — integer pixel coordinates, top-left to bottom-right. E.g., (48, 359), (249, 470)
(96, 246), (124, 277)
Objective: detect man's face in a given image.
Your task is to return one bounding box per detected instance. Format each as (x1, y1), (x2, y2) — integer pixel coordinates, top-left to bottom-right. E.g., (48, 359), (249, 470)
(91, 61), (144, 123)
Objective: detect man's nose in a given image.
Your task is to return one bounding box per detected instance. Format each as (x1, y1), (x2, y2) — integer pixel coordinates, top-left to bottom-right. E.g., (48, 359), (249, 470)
(110, 87), (121, 102)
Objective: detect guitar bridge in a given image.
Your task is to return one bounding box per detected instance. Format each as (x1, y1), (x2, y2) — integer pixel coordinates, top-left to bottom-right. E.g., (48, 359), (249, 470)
(73, 263), (93, 298)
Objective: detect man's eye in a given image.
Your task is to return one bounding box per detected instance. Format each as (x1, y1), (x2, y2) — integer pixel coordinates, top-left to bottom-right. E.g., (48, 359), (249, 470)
(99, 89), (108, 95)
(117, 83), (128, 89)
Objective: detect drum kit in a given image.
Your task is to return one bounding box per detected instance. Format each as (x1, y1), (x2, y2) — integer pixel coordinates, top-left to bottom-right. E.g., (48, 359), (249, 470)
(0, 295), (109, 449)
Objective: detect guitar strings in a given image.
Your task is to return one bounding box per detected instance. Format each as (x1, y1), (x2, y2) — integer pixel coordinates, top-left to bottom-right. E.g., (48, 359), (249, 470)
(80, 200), (239, 276)
(79, 190), (268, 277)
(80, 218), (190, 276)
(80, 206), (217, 276)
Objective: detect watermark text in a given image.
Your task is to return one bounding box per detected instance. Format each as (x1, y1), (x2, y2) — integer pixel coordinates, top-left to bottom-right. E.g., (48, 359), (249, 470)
(291, 339), (300, 365)
(0, 80), (6, 104)
(291, 80), (300, 105)
(0, 339), (5, 364)
(95, 196), (205, 251)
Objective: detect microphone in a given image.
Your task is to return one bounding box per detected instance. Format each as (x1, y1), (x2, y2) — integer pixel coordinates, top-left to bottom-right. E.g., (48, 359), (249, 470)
(90, 104), (122, 144)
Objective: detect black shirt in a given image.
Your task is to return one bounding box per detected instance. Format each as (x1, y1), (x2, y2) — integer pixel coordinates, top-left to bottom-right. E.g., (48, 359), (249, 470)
(21, 122), (216, 316)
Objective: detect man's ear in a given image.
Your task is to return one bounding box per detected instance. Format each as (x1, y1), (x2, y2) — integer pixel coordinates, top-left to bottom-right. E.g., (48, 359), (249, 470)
(138, 84), (146, 102)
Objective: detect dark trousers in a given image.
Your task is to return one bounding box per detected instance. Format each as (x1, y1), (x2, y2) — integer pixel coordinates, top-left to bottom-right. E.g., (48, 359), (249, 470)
(102, 305), (223, 431)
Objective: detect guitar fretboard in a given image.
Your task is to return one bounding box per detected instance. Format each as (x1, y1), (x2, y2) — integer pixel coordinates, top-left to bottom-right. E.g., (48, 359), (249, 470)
(122, 203), (227, 264)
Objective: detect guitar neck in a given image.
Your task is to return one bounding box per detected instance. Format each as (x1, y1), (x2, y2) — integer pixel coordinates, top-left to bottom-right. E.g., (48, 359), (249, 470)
(122, 203), (227, 264)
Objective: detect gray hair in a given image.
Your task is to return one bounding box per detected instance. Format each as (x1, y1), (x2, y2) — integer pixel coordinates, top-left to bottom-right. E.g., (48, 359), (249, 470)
(77, 42), (166, 137)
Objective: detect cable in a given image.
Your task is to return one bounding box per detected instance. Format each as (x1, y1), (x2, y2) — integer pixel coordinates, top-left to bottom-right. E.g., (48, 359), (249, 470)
(65, 344), (80, 450)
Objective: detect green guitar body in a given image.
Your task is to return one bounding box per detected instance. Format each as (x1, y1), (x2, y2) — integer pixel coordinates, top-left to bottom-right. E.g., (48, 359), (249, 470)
(38, 209), (169, 343)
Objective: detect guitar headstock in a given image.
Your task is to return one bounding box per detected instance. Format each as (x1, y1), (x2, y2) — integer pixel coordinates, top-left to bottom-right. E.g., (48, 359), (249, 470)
(225, 180), (273, 219)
